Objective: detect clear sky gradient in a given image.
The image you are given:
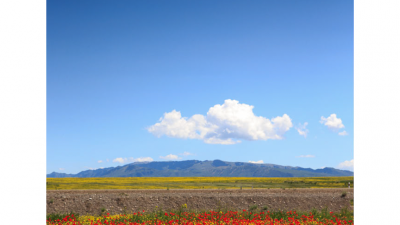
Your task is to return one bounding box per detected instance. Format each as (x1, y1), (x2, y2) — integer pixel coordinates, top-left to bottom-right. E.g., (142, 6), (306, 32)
(47, 0), (353, 174)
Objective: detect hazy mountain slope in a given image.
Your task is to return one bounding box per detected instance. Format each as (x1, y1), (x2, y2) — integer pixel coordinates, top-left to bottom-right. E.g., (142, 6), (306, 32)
(47, 160), (353, 178)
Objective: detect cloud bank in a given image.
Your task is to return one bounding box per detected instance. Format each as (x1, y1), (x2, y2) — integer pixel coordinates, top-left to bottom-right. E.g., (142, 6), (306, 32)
(248, 160), (264, 164)
(160, 154), (181, 160)
(148, 99), (293, 144)
(337, 159), (354, 171)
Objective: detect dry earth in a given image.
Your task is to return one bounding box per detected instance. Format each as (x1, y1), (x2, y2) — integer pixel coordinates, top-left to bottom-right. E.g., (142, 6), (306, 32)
(47, 188), (353, 215)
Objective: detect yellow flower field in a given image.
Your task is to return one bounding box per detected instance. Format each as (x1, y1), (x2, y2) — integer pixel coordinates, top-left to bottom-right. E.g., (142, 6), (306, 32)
(46, 177), (353, 190)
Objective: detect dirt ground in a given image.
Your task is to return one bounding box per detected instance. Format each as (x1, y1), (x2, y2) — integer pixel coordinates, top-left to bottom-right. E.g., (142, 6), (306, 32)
(47, 188), (353, 215)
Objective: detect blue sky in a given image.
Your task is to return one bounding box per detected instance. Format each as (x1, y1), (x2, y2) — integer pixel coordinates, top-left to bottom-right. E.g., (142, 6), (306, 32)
(47, 0), (353, 174)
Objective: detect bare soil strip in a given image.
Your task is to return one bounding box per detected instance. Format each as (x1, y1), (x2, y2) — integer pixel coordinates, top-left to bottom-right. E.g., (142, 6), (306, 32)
(47, 188), (353, 215)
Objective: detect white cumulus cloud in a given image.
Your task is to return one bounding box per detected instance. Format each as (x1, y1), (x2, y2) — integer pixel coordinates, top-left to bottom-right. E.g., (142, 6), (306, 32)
(113, 157), (127, 163)
(296, 155), (315, 158)
(59, 168), (65, 170)
(320, 114), (345, 131)
(160, 154), (181, 160)
(98, 160), (103, 163)
(147, 99), (293, 144)
(113, 157), (154, 164)
(248, 160), (264, 164)
(135, 157), (154, 162)
(338, 131), (348, 136)
(296, 122), (309, 138)
(337, 159), (354, 171)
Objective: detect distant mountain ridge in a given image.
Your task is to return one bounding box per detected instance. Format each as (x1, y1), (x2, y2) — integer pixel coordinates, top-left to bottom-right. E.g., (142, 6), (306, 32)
(47, 160), (353, 178)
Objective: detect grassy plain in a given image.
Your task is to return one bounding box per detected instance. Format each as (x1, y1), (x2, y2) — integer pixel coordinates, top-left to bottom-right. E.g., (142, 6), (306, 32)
(46, 177), (353, 190)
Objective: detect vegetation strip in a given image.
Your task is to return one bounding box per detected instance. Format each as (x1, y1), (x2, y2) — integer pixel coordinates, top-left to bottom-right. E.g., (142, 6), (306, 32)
(47, 177), (354, 190)
(46, 208), (353, 225)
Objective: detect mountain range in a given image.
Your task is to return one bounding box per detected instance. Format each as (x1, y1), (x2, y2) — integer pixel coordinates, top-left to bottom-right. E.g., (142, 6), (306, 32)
(47, 160), (353, 178)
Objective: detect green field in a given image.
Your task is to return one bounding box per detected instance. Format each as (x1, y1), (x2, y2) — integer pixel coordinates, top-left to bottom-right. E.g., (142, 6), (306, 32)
(46, 177), (354, 190)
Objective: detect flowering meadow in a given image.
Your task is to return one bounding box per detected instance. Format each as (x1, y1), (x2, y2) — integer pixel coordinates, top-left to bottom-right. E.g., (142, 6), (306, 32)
(47, 177), (354, 190)
(46, 209), (353, 225)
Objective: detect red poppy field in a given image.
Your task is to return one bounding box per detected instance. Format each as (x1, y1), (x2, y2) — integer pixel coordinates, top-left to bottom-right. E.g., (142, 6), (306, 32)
(46, 209), (353, 225)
